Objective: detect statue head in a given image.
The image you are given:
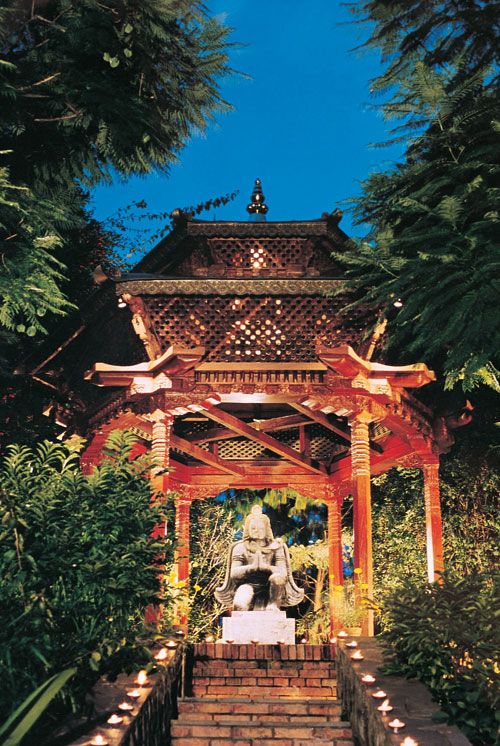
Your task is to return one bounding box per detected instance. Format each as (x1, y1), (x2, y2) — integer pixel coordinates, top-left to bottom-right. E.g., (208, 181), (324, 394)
(243, 505), (274, 542)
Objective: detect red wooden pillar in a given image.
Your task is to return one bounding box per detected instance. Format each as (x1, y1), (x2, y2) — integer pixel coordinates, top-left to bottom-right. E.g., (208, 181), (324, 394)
(349, 411), (374, 636)
(326, 484), (344, 636)
(80, 429), (107, 474)
(423, 458), (444, 582)
(174, 491), (191, 631)
(145, 411), (173, 624)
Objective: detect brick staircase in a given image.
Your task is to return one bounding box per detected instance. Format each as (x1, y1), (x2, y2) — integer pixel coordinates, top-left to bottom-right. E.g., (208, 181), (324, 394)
(171, 642), (354, 746)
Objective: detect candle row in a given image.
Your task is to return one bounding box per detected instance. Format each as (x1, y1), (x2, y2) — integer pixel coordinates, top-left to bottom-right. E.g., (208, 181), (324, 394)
(88, 640), (179, 745)
(337, 632), (419, 744)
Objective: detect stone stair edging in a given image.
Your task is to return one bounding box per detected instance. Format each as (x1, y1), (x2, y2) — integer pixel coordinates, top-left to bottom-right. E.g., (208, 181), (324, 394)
(337, 637), (473, 746)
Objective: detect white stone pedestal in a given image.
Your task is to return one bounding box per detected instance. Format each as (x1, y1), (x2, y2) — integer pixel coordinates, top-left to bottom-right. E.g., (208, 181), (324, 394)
(221, 610), (295, 644)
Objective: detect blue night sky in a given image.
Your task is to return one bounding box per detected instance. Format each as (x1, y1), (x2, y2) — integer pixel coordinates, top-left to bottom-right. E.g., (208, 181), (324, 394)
(90, 1), (404, 239)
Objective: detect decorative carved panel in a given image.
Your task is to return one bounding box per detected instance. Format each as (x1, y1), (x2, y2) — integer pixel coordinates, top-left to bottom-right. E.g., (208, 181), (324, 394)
(143, 294), (367, 363)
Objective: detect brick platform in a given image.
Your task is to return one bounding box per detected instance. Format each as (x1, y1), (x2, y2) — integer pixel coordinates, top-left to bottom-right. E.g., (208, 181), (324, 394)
(171, 643), (354, 746)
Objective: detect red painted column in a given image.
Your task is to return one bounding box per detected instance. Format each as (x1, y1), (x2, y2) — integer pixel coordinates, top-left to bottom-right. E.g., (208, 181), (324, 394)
(174, 491), (191, 631)
(423, 458), (444, 582)
(349, 411), (374, 636)
(327, 484), (344, 636)
(145, 411), (173, 624)
(80, 430), (107, 474)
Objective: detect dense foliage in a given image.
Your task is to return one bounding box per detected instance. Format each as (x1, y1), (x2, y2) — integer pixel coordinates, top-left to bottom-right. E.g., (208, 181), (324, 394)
(0, 0), (231, 335)
(0, 431), (171, 731)
(378, 573), (499, 745)
(337, 1), (500, 391)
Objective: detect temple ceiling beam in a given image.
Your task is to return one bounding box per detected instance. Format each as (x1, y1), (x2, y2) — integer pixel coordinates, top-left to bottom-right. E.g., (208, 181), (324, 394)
(189, 405), (327, 476)
(170, 434), (245, 476)
(182, 413), (309, 444)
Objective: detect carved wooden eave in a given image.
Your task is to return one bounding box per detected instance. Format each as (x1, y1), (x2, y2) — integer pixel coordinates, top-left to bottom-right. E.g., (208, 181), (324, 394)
(115, 278), (342, 297)
(85, 345), (205, 390)
(318, 344), (436, 393)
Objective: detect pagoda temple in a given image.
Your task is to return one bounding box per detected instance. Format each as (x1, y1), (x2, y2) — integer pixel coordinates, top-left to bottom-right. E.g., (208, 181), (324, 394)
(28, 180), (451, 635)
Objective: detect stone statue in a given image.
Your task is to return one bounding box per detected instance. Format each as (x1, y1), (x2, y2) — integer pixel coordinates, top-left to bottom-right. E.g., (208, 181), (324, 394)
(215, 505), (304, 611)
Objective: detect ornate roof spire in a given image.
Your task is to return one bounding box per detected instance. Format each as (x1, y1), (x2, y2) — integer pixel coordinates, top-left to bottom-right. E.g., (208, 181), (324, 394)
(246, 178), (268, 221)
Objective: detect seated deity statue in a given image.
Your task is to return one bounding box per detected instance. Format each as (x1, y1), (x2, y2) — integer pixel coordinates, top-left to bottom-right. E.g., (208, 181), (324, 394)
(215, 505), (304, 611)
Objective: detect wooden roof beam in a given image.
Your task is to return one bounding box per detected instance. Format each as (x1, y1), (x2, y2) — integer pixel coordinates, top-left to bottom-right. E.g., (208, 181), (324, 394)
(190, 405), (327, 476)
(183, 413), (309, 444)
(290, 402), (383, 454)
(170, 434), (244, 476)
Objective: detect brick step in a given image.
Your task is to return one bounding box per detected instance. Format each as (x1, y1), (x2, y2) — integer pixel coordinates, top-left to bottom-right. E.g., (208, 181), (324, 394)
(192, 684), (337, 698)
(178, 696), (342, 721)
(171, 719), (353, 745)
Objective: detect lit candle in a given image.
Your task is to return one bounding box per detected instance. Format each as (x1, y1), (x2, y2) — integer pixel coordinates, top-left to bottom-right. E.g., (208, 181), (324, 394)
(118, 701), (134, 712)
(372, 690), (387, 699)
(337, 630), (348, 639)
(401, 737), (418, 746)
(300, 637), (307, 644)
(154, 648), (168, 661)
(166, 640), (177, 649)
(388, 718), (405, 733)
(107, 714), (123, 725)
(377, 699), (393, 715)
(127, 689), (141, 699)
(135, 670), (149, 686)
(346, 640), (358, 648)
(351, 650), (364, 661)
(361, 674), (376, 685)
(90, 735), (109, 746)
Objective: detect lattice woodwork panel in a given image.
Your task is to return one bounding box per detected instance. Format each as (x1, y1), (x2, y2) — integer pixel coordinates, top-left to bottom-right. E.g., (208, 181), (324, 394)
(208, 238), (310, 271)
(218, 438), (271, 460)
(143, 294), (366, 362)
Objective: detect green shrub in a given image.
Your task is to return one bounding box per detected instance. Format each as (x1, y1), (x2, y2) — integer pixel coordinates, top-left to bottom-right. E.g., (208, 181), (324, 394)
(0, 430), (172, 725)
(378, 573), (499, 745)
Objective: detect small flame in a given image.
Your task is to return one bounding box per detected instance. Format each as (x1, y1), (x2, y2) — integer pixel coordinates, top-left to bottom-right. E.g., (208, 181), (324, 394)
(401, 738), (418, 746)
(154, 648), (168, 660)
(136, 670), (148, 686)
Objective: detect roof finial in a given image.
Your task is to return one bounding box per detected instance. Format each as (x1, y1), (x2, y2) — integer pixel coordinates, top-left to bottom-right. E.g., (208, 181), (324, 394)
(247, 178), (268, 221)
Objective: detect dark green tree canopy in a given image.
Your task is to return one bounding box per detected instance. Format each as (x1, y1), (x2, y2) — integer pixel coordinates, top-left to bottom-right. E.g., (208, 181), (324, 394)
(336, 1), (500, 392)
(0, 1), (232, 336)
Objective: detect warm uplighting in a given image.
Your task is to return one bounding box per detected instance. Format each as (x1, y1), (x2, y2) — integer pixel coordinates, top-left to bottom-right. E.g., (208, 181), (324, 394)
(127, 689), (141, 699)
(205, 635), (214, 643)
(350, 650), (364, 661)
(401, 737), (418, 746)
(154, 648), (168, 661)
(251, 638), (260, 644)
(118, 701), (134, 712)
(346, 640), (358, 648)
(337, 630), (348, 639)
(300, 637), (307, 644)
(377, 699), (393, 715)
(107, 714), (123, 725)
(135, 670), (149, 686)
(90, 735), (109, 746)
(389, 718), (406, 733)
(166, 640), (177, 649)
(361, 674), (376, 685)
(329, 637), (336, 644)
(372, 690), (387, 699)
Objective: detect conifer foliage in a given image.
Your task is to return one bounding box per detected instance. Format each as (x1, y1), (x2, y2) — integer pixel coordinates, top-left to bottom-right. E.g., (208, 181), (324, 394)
(0, 0), (232, 334)
(339, 2), (499, 391)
